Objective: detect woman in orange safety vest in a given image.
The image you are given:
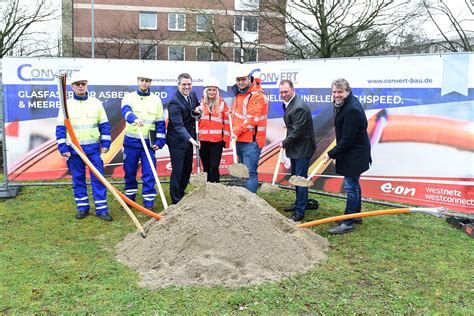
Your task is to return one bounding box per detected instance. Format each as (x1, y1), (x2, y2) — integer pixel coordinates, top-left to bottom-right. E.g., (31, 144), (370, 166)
(197, 78), (231, 182)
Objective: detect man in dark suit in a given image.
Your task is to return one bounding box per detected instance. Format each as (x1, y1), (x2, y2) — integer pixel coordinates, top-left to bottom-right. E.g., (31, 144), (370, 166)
(166, 73), (200, 204)
(323, 78), (371, 235)
(280, 80), (317, 222)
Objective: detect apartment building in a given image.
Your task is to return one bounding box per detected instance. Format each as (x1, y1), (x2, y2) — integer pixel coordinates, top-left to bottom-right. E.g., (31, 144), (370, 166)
(62, 0), (286, 62)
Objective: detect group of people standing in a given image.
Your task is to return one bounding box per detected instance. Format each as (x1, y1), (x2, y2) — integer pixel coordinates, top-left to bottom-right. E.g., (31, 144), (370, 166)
(56, 68), (371, 235)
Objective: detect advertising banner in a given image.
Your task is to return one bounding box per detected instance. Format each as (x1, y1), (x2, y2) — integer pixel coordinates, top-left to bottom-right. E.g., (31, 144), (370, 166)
(2, 54), (473, 213)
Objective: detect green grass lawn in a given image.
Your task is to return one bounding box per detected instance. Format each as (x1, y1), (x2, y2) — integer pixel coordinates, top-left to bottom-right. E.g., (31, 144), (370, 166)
(0, 182), (472, 314)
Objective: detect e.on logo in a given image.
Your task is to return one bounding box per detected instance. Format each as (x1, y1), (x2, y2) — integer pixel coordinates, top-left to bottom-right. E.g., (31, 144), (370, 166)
(381, 182), (416, 197)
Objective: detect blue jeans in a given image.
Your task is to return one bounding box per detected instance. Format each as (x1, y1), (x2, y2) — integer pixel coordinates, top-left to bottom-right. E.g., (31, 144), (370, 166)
(291, 158), (310, 217)
(343, 176), (362, 226)
(236, 141), (261, 193)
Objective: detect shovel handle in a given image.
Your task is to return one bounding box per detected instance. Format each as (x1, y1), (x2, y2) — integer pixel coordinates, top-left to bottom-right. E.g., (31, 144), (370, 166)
(272, 147), (284, 185)
(69, 142), (146, 237)
(137, 127), (168, 210)
(228, 112), (238, 163)
(195, 117), (201, 173)
(306, 159), (326, 181)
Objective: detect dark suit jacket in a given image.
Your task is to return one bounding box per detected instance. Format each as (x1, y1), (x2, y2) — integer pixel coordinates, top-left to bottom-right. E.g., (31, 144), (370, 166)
(328, 93), (371, 177)
(282, 94), (316, 159)
(166, 90), (199, 149)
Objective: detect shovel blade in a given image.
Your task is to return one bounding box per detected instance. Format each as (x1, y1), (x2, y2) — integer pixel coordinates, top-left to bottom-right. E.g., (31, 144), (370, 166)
(288, 175), (313, 187)
(260, 182), (281, 193)
(228, 163), (249, 178)
(189, 172), (208, 187)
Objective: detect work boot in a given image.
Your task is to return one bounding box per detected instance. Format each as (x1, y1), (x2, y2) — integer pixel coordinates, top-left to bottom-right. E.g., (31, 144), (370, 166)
(76, 211), (89, 220)
(336, 218), (363, 225)
(328, 223), (354, 235)
(97, 213), (113, 222)
(145, 206), (155, 212)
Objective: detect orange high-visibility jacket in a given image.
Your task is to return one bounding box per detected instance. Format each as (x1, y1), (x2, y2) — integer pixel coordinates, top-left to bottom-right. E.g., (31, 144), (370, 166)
(198, 96), (231, 148)
(232, 78), (268, 148)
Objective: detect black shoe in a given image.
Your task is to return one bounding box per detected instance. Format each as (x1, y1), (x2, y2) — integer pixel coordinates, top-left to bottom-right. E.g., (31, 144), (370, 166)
(76, 211), (89, 220)
(97, 213), (113, 222)
(328, 223), (354, 235)
(284, 199), (319, 212)
(336, 217), (363, 225)
(145, 206), (155, 212)
(289, 214), (305, 222)
(307, 199), (319, 210)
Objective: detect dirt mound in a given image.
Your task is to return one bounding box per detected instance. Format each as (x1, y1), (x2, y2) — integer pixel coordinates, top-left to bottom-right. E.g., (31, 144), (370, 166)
(116, 183), (329, 289)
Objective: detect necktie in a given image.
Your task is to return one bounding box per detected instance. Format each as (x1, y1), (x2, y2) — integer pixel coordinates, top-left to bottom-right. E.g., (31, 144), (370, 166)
(186, 96), (191, 109)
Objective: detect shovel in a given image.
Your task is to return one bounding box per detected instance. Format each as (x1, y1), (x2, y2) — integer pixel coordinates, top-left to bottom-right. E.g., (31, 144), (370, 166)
(288, 159), (327, 187)
(261, 147), (284, 193)
(227, 111), (249, 178)
(137, 127), (168, 210)
(189, 115), (207, 187)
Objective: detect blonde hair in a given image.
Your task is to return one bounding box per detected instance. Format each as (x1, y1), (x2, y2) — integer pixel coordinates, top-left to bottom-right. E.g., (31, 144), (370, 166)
(203, 87), (220, 112)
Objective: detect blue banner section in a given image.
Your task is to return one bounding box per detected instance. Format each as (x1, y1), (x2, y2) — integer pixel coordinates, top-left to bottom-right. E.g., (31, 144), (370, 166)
(4, 84), (474, 122)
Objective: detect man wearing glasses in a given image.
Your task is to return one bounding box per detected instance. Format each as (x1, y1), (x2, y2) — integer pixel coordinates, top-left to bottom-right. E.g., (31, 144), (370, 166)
(56, 73), (112, 221)
(120, 73), (166, 211)
(166, 73), (200, 204)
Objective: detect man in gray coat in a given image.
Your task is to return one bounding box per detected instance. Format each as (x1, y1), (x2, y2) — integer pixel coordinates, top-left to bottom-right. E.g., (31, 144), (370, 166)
(280, 80), (317, 221)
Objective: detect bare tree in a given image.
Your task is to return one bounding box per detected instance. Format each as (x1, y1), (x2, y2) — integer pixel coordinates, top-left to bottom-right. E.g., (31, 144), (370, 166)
(0, 0), (58, 57)
(421, 0), (473, 52)
(250, 0), (421, 58)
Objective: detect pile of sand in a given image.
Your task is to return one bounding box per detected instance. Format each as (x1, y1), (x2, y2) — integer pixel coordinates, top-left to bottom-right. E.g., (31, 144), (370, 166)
(116, 183), (329, 289)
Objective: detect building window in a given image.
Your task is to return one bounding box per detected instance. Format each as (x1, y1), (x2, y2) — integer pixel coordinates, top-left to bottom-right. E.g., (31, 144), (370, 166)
(139, 12), (157, 30)
(234, 16), (258, 33)
(168, 46), (185, 61)
(139, 44), (157, 60)
(196, 14), (212, 32)
(196, 47), (212, 61)
(168, 13), (186, 31)
(233, 48), (257, 63)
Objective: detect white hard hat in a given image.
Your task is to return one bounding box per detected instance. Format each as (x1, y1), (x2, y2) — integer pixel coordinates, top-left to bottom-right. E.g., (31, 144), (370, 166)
(234, 65), (251, 78)
(69, 72), (88, 85)
(204, 77), (220, 89)
(137, 72), (154, 81)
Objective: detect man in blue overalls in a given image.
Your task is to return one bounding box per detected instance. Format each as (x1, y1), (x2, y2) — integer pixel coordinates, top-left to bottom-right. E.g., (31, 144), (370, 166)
(56, 73), (112, 221)
(121, 72), (166, 211)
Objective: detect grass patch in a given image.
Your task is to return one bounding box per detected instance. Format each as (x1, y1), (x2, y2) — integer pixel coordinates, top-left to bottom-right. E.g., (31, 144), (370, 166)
(0, 181), (472, 313)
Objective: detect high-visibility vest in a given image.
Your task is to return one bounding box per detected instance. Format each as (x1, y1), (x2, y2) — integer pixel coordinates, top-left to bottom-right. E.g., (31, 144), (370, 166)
(198, 96), (230, 146)
(57, 96), (110, 146)
(232, 79), (268, 148)
(121, 91), (165, 141)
